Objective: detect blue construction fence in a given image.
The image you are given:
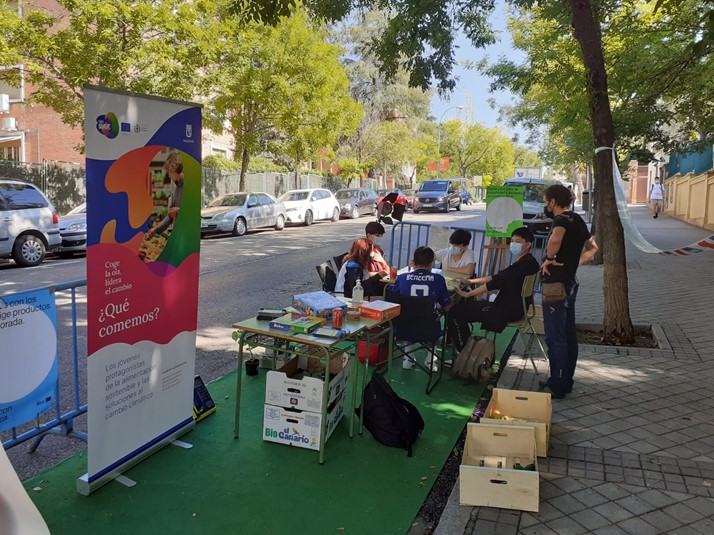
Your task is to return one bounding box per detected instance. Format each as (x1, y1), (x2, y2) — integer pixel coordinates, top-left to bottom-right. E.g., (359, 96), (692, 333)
(1, 280), (87, 451)
(668, 145), (714, 177)
(387, 221), (546, 280)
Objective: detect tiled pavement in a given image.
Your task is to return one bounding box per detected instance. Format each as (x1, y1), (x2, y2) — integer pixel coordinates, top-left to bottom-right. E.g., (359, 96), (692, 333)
(433, 207), (714, 535)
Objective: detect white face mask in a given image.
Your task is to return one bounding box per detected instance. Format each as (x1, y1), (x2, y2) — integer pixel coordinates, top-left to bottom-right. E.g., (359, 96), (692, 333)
(371, 236), (383, 245)
(510, 242), (524, 256)
(449, 245), (462, 255)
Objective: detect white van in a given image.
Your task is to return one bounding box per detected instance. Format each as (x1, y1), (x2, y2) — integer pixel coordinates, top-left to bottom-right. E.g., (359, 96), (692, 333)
(0, 179), (61, 267)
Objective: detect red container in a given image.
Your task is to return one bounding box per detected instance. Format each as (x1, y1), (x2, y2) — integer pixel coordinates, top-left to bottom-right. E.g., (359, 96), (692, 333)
(358, 340), (389, 365)
(331, 308), (344, 328)
(390, 266), (398, 280)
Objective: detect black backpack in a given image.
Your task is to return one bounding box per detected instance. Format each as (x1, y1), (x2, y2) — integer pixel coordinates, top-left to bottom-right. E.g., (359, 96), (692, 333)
(361, 372), (425, 456)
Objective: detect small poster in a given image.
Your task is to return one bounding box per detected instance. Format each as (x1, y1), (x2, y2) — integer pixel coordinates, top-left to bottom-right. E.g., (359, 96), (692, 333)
(0, 288), (57, 432)
(486, 186), (524, 238)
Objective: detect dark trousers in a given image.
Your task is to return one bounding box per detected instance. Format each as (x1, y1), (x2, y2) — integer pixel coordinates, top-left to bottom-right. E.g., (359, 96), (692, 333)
(447, 300), (492, 351)
(543, 284), (579, 396)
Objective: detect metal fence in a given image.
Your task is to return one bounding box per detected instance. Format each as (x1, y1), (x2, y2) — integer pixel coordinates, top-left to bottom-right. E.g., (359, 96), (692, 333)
(387, 221), (547, 282)
(0, 158), (379, 212)
(201, 169), (375, 204)
(1, 280), (88, 451)
(0, 159), (85, 215)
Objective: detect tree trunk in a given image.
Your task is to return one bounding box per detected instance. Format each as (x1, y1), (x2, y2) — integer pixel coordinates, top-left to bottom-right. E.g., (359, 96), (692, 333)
(239, 147), (250, 192)
(565, 0), (634, 344)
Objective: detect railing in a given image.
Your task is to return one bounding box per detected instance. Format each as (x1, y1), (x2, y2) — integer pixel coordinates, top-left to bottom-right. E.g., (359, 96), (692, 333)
(1, 279), (88, 451)
(387, 221), (547, 287)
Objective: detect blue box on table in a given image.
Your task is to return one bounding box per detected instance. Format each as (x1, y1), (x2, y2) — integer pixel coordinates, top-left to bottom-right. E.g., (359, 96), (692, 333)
(292, 291), (347, 320)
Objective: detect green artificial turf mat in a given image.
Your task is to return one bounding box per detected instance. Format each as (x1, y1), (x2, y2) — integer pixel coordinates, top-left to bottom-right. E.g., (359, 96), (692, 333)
(24, 329), (515, 535)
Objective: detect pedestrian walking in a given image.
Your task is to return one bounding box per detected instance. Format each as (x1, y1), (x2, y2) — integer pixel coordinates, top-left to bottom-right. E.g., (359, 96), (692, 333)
(539, 184), (598, 399)
(649, 177), (665, 219)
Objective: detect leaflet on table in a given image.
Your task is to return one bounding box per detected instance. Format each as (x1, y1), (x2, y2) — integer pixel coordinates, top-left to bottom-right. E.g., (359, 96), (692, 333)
(268, 314), (326, 334)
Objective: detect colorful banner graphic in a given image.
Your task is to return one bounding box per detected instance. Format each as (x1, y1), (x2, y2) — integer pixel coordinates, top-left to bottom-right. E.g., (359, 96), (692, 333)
(82, 86), (201, 493)
(486, 186), (524, 238)
(0, 289), (57, 432)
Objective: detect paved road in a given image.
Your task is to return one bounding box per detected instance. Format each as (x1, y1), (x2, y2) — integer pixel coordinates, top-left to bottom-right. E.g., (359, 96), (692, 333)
(2, 203), (486, 479)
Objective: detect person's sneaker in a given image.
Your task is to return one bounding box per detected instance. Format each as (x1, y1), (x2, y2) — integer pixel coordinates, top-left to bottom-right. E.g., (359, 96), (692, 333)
(654, 213), (658, 219)
(402, 357), (415, 370)
(537, 380), (565, 399)
(424, 355), (439, 372)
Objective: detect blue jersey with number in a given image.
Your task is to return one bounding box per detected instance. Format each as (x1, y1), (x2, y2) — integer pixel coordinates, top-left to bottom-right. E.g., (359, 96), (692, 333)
(392, 269), (450, 308)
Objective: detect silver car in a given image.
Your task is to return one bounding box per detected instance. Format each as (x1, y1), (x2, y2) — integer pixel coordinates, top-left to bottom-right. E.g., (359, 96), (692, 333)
(335, 188), (378, 219)
(0, 179), (61, 267)
(200, 192), (287, 237)
(57, 202), (87, 257)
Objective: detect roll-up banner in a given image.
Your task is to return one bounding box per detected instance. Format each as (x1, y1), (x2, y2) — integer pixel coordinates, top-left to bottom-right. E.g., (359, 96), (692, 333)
(79, 86), (201, 495)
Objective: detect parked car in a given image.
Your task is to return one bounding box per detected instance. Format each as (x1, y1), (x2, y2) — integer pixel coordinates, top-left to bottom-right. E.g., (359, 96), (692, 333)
(57, 202), (87, 257)
(0, 179), (60, 267)
(200, 192), (287, 237)
(278, 188), (340, 226)
(503, 177), (560, 235)
(402, 188), (417, 209)
(335, 188), (378, 219)
(377, 189), (408, 208)
(413, 179), (462, 213)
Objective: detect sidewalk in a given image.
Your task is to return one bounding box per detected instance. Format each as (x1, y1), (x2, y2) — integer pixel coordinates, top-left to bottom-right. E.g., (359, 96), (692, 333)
(434, 206), (714, 535)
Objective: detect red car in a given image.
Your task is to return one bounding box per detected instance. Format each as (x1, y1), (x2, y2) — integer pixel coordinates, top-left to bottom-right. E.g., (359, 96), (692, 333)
(377, 189), (408, 208)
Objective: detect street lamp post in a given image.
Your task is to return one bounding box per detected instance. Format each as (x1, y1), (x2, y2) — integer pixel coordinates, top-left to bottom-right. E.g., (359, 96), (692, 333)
(436, 105), (463, 179)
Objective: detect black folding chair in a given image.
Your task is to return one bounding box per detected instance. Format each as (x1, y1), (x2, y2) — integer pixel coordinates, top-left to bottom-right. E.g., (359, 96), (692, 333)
(332, 251), (348, 272)
(385, 289), (447, 394)
(316, 262), (337, 293)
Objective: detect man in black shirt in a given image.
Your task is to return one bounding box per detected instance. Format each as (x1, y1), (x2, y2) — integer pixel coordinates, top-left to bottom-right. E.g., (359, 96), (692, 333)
(448, 227), (540, 352)
(539, 184), (598, 399)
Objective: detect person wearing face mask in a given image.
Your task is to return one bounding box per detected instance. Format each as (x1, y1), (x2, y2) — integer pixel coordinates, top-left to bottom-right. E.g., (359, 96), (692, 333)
(538, 184), (598, 399)
(446, 227), (540, 352)
(434, 229), (476, 277)
(364, 221), (391, 274)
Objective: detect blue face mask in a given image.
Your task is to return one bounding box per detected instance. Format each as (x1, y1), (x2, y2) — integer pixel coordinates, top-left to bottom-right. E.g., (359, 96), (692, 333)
(449, 245), (462, 255)
(510, 242), (524, 256)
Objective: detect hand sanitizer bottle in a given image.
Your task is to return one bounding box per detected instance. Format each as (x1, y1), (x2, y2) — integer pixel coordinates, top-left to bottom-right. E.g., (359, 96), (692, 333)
(352, 279), (364, 307)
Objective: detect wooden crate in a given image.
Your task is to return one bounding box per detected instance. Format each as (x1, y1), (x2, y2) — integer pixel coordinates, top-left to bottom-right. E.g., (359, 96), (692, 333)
(460, 423), (539, 512)
(481, 388), (552, 457)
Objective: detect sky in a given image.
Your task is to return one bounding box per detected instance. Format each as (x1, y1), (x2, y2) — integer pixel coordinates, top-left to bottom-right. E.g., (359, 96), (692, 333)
(430, 4), (527, 143)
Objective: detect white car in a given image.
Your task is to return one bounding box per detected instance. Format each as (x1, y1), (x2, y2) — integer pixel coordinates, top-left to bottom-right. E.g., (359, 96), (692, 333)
(278, 188), (341, 226)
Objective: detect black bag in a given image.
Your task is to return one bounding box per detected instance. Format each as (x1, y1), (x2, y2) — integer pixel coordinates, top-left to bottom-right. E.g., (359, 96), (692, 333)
(361, 372), (424, 456)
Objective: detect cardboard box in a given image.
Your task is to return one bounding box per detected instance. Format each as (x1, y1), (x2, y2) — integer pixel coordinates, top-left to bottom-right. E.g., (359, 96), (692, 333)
(262, 392), (345, 451)
(481, 388), (552, 457)
(460, 423), (539, 512)
(359, 300), (401, 322)
(268, 313), (326, 334)
(292, 291), (347, 320)
(265, 355), (350, 412)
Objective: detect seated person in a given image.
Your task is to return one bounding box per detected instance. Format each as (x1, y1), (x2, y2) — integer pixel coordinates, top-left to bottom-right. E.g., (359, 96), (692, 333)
(434, 229), (476, 277)
(447, 227), (540, 352)
(365, 221), (390, 274)
(391, 246), (453, 369)
(335, 238), (388, 298)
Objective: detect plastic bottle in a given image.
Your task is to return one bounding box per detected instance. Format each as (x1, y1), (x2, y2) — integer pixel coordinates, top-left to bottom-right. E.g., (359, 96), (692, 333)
(352, 279), (364, 307)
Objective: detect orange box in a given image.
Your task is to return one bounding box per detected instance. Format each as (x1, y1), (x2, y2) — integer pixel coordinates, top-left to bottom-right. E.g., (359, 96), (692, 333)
(359, 300), (401, 322)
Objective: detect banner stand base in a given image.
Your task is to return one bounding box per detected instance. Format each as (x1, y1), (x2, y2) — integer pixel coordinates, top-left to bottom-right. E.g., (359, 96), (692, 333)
(76, 419), (195, 496)
(114, 475), (136, 488)
(171, 439), (193, 449)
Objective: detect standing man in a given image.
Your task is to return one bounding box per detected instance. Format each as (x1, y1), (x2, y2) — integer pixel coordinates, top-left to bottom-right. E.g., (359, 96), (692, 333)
(649, 177), (665, 219)
(539, 184), (598, 399)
